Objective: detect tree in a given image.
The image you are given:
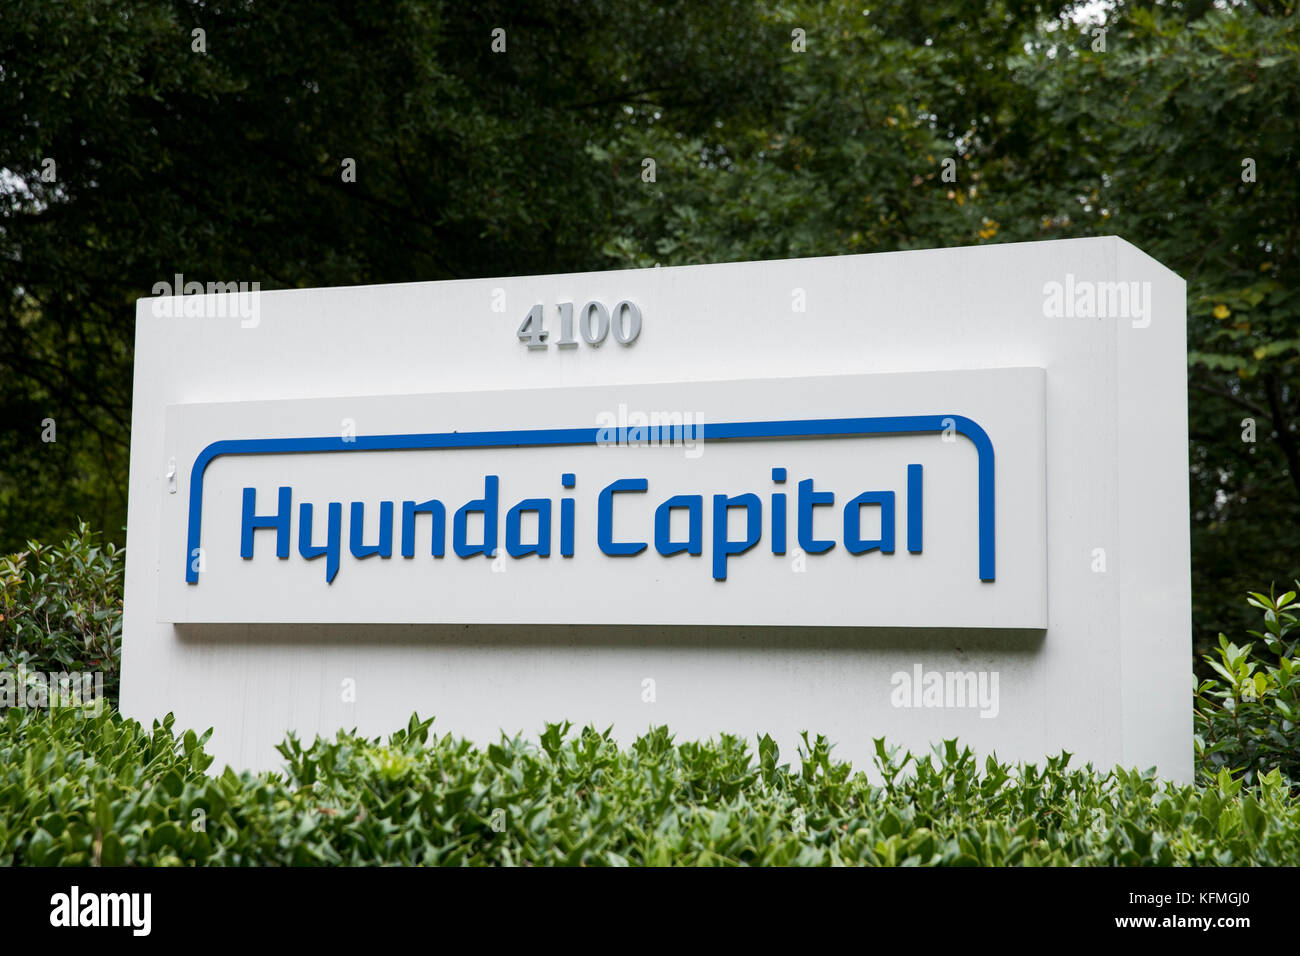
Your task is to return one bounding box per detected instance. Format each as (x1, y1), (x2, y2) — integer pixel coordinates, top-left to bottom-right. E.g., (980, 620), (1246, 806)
(0, 0), (788, 546)
(596, 0), (1300, 651)
(2, 0), (1295, 653)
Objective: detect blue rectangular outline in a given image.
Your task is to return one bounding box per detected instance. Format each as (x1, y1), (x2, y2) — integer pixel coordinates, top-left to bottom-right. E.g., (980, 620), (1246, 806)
(184, 415), (994, 584)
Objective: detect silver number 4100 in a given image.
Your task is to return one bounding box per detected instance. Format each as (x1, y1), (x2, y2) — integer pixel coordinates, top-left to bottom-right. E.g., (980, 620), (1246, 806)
(517, 301), (642, 350)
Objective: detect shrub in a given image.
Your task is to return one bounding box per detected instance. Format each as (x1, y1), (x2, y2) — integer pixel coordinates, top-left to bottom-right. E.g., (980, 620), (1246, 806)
(2, 522), (1298, 865)
(2, 708), (1299, 866)
(1194, 585), (1300, 787)
(0, 522), (122, 708)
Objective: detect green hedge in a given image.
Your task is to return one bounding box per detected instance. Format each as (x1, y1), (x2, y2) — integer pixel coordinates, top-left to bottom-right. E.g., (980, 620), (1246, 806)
(2, 707), (1298, 866)
(0, 522), (122, 707)
(1195, 586), (1300, 784)
(3, 527), (1299, 866)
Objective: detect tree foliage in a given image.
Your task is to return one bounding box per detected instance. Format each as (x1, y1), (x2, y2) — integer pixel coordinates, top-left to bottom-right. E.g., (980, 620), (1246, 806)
(1, 0), (1296, 649)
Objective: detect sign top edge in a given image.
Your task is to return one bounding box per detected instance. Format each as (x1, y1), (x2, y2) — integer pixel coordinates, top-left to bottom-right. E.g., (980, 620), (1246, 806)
(134, 236), (1180, 306)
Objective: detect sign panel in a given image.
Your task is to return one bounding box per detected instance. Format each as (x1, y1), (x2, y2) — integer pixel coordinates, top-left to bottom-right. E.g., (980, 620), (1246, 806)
(159, 369), (1046, 626)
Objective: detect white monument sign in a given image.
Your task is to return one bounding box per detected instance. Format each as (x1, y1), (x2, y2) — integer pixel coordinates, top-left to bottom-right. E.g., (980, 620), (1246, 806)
(122, 236), (1191, 779)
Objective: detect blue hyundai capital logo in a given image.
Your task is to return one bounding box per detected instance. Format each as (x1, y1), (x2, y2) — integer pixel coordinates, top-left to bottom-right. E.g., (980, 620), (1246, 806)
(184, 415), (995, 585)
